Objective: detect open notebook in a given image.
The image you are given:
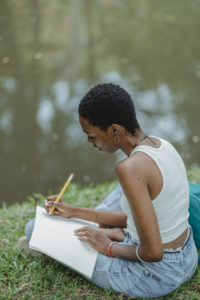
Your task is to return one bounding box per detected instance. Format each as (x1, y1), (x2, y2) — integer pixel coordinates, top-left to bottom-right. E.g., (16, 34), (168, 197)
(29, 206), (98, 279)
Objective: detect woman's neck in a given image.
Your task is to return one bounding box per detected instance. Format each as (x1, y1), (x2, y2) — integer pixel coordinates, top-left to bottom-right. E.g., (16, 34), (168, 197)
(120, 129), (147, 156)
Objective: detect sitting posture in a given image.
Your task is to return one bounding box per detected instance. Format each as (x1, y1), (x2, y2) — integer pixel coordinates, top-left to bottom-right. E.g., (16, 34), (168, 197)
(22, 83), (198, 298)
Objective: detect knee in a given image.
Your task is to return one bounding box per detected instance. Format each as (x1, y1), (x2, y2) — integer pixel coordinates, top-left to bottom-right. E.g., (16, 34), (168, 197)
(25, 218), (35, 241)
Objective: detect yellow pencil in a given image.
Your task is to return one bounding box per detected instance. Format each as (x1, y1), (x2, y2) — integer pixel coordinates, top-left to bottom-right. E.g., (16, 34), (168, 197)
(49, 173), (74, 215)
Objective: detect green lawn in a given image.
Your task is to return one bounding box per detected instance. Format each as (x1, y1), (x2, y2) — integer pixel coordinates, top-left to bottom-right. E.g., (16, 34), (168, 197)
(0, 172), (200, 300)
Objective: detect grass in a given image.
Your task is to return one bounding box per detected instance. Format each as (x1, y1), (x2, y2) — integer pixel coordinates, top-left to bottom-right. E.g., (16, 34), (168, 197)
(0, 173), (200, 300)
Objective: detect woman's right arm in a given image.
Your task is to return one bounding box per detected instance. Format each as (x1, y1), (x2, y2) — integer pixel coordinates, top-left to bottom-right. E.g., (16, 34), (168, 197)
(44, 196), (127, 228)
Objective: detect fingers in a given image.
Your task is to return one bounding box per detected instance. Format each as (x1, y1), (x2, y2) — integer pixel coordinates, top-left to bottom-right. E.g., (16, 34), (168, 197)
(74, 226), (99, 242)
(74, 226), (89, 233)
(75, 232), (90, 242)
(44, 198), (60, 215)
(74, 226), (97, 234)
(74, 227), (93, 242)
(74, 226), (111, 254)
(44, 200), (59, 207)
(44, 195), (60, 208)
(46, 195), (58, 201)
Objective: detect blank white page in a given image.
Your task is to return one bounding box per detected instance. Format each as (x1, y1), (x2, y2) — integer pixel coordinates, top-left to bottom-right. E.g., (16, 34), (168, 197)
(29, 206), (98, 279)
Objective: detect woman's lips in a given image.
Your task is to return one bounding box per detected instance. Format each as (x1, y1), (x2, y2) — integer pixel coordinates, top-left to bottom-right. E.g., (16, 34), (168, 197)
(93, 144), (102, 151)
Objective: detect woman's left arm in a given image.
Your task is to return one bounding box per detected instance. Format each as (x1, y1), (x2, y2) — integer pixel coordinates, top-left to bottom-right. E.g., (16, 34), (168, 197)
(113, 158), (163, 262)
(75, 157), (163, 262)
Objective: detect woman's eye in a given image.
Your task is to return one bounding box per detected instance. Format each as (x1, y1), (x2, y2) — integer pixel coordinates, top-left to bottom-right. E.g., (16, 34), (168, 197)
(88, 136), (95, 141)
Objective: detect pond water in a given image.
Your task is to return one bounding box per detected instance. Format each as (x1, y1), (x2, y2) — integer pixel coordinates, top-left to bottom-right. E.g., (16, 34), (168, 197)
(0, 0), (200, 206)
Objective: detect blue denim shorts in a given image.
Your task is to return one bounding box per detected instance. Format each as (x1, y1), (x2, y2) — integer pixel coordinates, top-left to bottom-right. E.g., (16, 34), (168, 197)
(91, 227), (198, 298)
(25, 185), (198, 298)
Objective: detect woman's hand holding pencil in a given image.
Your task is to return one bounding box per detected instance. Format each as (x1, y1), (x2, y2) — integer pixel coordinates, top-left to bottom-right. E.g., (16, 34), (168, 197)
(44, 196), (74, 218)
(44, 173), (74, 218)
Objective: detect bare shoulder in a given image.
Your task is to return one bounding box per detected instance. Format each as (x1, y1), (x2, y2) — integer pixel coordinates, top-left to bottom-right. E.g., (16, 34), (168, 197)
(116, 151), (152, 176)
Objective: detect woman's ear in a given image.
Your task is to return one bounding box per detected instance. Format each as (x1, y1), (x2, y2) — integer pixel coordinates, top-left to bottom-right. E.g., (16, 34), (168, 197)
(111, 124), (122, 137)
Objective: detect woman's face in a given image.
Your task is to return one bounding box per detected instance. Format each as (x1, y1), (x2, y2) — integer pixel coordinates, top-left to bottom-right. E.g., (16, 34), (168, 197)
(79, 116), (119, 153)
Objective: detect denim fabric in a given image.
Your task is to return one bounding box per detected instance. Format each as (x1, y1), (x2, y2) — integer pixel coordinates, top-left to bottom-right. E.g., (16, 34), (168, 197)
(91, 228), (198, 298)
(25, 184), (198, 298)
(25, 218), (35, 241)
(95, 184), (122, 211)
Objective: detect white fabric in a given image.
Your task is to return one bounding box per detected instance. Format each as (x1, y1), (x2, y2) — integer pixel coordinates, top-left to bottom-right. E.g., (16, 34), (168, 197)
(120, 136), (189, 243)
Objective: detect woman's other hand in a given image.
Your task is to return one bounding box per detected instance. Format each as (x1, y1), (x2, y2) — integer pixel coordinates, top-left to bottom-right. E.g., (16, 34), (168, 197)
(74, 226), (112, 255)
(99, 227), (125, 242)
(44, 195), (74, 218)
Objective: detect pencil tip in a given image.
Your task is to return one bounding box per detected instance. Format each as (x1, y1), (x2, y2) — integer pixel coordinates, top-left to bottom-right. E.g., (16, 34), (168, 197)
(69, 173), (74, 180)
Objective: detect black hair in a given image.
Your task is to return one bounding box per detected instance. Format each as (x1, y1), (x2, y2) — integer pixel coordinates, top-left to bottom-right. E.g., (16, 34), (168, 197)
(78, 83), (139, 134)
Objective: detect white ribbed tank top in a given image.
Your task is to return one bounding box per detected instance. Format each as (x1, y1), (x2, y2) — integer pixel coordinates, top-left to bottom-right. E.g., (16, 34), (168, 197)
(120, 136), (189, 243)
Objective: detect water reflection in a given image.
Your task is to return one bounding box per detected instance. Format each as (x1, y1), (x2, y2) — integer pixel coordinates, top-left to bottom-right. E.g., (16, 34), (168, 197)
(37, 99), (55, 134)
(0, 0), (200, 206)
(135, 84), (188, 143)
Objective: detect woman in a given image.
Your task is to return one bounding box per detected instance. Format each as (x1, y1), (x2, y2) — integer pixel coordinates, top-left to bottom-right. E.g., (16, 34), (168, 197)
(23, 83), (198, 298)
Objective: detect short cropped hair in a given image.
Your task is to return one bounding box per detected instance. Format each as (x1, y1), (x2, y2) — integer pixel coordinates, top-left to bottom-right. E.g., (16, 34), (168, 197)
(78, 83), (139, 134)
